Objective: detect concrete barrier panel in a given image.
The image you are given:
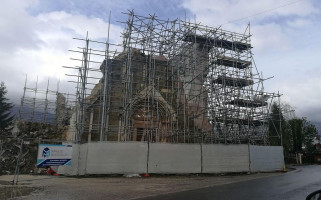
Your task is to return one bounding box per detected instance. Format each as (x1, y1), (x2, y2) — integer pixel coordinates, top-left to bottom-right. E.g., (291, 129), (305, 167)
(202, 144), (249, 173)
(250, 145), (284, 172)
(78, 143), (88, 175)
(58, 144), (81, 175)
(86, 142), (148, 174)
(148, 143), (201, 173)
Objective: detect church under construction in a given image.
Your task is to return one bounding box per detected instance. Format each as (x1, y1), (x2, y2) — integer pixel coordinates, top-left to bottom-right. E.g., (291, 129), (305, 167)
(18, 12), (278, 145)
(62, 11), (277, 145)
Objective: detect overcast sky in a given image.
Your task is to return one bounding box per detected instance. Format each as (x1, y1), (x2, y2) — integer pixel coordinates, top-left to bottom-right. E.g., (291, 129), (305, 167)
(1, 0), (321, 123)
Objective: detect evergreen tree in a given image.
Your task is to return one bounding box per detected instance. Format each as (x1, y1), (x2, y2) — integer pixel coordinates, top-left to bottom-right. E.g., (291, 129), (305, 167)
(302, 119), (318, 152)
(288, 118), (303, 152)
(269, 102), (285, 146)
(0, 82), (14, 132)
(268, 101), (318, 154)
(268, 102), (293, 154)
(287, 118), (317, 153)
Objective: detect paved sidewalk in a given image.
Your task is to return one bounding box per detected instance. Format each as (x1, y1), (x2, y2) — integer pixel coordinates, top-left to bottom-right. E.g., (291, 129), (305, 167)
(0, 172), (283, 200)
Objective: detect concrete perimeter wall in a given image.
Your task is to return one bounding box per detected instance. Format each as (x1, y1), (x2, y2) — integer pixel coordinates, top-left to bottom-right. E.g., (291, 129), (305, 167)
(149, 143), (201, 173)
(58, 142), (284, 175)
(58, 144), (86, 175)
(249, 146), (285, 172)
(202, 144), (249, 173)
(86, 142), (148, 174)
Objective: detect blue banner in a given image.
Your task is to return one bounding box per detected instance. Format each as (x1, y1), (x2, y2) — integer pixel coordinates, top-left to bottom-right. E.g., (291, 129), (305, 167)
(37, 144), (72, 167)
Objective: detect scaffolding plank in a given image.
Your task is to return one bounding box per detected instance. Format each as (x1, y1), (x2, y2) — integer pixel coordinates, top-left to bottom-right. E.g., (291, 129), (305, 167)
(215, 56), (251, 69)
(214, 118), (264, 126)
(212, 76), (254, 87)
(183, 34), (251, 51)
(227, 99), (268, 107)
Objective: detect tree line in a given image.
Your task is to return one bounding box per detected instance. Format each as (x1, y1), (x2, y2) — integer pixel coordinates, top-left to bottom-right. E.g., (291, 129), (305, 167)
(269, 102), (319, 154)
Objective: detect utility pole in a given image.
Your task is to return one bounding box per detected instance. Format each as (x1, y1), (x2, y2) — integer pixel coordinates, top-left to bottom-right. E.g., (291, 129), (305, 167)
(278, 91), (282, 147)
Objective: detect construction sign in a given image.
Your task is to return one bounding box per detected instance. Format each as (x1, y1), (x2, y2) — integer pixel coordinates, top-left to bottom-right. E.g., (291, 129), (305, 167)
(37, 144), (72, 167)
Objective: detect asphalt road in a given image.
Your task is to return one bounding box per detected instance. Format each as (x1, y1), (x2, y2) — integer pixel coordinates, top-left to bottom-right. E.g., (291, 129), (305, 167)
(139, 165), (321, 200)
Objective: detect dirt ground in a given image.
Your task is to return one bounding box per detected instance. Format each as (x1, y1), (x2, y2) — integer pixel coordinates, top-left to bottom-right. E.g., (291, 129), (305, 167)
(0, 172), (283, 200)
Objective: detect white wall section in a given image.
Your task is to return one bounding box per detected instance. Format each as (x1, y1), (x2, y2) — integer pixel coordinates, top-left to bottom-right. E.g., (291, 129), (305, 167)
(202, 144), (249, 173)
(58, 142), (284, 175)
(249, 146), (284, 172)
(86, 142), (148, 174)
(148, 143), (201, 173)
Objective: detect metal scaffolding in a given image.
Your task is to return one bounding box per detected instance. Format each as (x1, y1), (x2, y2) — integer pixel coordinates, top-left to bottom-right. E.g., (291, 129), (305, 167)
(66, 11), (278, 144)
(18, 76), (74, 125)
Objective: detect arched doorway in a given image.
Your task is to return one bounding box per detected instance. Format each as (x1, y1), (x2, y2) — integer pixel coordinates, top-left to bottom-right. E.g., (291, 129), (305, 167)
(131, 97), (174, 142)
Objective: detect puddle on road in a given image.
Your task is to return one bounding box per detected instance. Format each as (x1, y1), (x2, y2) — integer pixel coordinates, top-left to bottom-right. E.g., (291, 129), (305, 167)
(0, 180), (30, 186)
(0, 186), (42, 199)
(0, 181), (11, 185)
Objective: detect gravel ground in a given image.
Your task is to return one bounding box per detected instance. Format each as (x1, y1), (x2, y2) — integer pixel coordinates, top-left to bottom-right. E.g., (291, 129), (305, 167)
(0, 172), (283, 200)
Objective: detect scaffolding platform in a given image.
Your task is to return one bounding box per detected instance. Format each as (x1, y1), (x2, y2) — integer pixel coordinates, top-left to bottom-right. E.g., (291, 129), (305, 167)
(227, 99), (268, 107)
(215, 118), (264, 126)
(212, 76), (254, 87)
(183, 34), (251, 51)
(215, 56), (251, 69)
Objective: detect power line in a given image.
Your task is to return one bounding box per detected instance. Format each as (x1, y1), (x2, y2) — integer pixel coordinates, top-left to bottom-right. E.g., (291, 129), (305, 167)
(220, 0), (304, 26)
